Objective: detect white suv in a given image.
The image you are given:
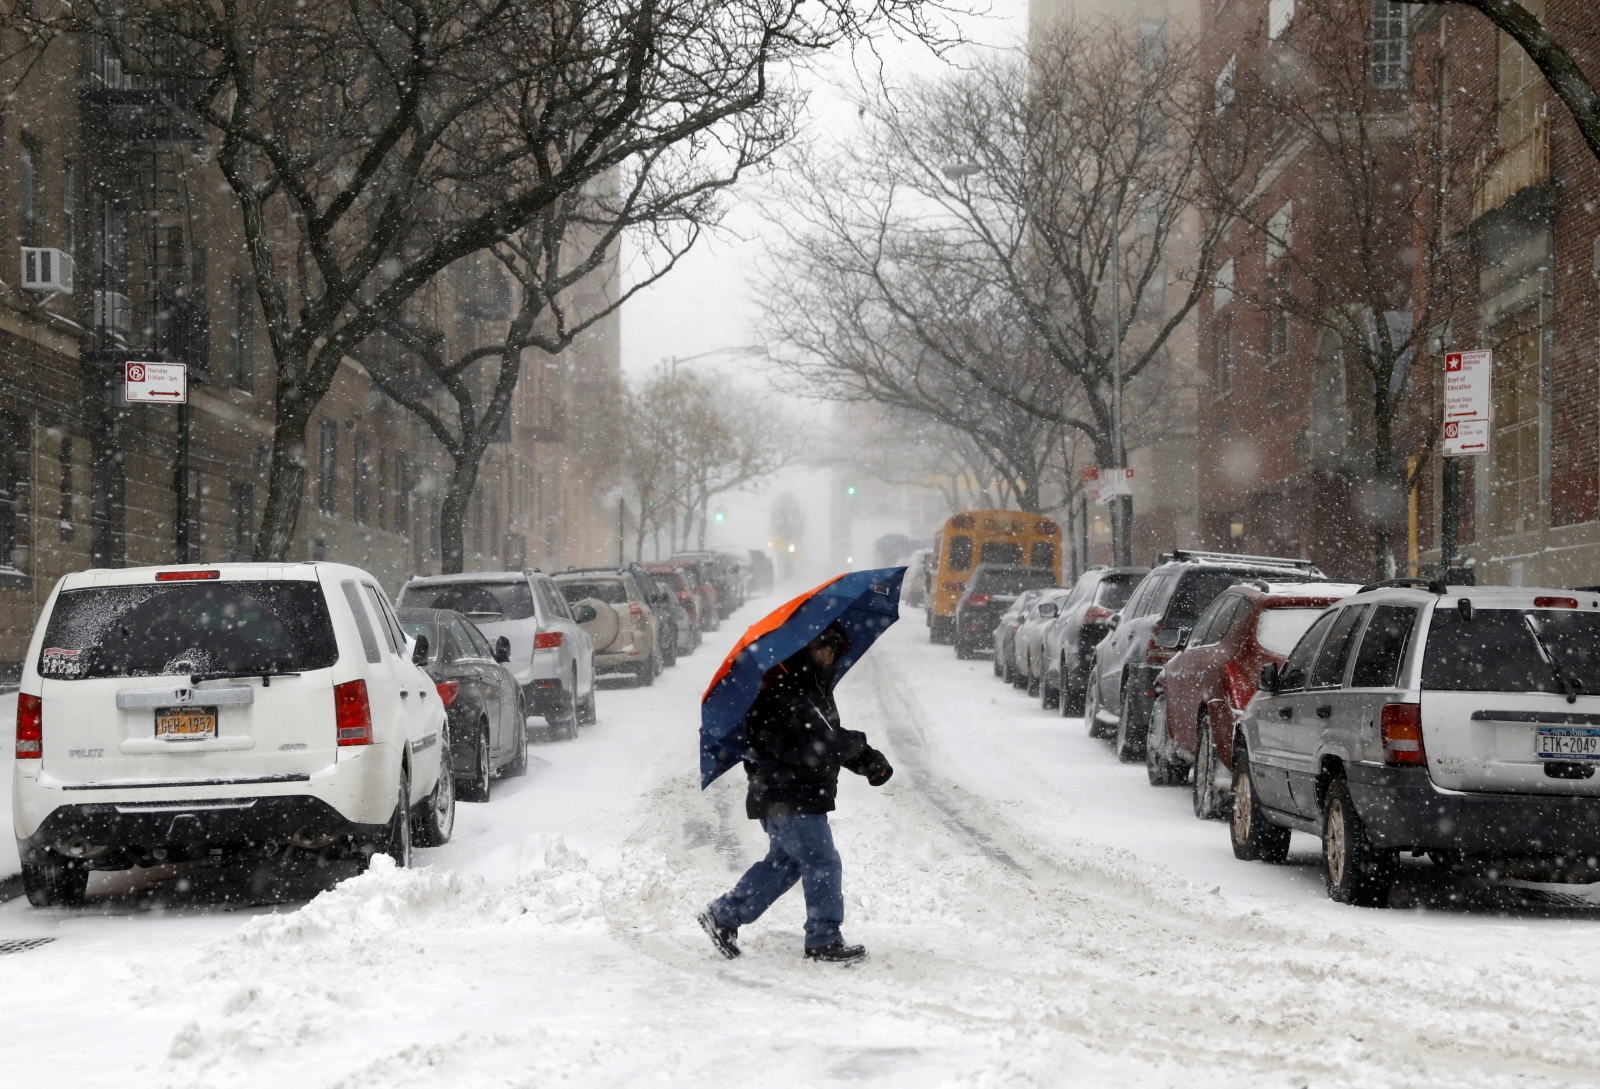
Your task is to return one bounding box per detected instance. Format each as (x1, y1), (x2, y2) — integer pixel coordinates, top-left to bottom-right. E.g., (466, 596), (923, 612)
(1232, 581), (1600, 905)
(12, 562), (454, 907)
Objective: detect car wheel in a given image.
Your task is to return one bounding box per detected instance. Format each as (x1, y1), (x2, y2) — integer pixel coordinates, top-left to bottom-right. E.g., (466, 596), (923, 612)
(1060, 657), (1085, 718)
(1026, 669), (1041, 698)
(505, 712), (529, 777)
(458, 719), (492, 802)
(1145, 694), (1186, 786)
(1083, 676), (1108, 738)
(1114, 686), (1146, 764)
(1040, 669), (1059, 711)
(578, 687), (597, 726)
(551, 671), (580, 740)
(993, 652), (1003, 678)
(636, 655), (655, 687)
(1192, 716), (1229, 820)
(412, 747), (456, 848)
(662, 633), (678, 668)
(1323, 777), (1395, 907)
(1229, 743), (1290, 863)
(955, 637), (975, 660)
(379, 766), (412, 869)
(22, 856), (88, 908)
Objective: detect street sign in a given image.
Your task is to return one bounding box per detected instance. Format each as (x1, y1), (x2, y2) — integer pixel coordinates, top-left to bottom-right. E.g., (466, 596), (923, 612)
(1444, 350), (1491, 423)
(124, 361), (187, 404)
(1083, 465), (1133, 505)
(1443, 418), (1489, 457)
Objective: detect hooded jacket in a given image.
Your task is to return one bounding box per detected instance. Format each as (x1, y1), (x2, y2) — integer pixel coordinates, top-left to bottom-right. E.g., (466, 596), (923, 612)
(742, 647), (885, 819)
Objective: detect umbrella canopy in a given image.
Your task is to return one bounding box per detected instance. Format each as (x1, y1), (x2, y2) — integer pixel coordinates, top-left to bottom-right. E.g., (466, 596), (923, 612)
(700, 567), (906, 788)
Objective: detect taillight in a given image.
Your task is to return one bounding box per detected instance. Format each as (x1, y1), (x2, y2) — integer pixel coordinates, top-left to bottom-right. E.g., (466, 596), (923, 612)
(1084, 604), (1114, 623)
(1536, 596), (1578, 609)
(941, 581), (964, 592)
(1224, 660), (1256, 709)
(16, 693), (41, 759)
(534, 630), (564, 649)
(1381, 703), (1425, 766)
(155, 569), (220, 581)
(435, 680), (460, 708)
(334, 679), (372, 746)
(629, 601), (644, 621)
(967, 594), (992, 607)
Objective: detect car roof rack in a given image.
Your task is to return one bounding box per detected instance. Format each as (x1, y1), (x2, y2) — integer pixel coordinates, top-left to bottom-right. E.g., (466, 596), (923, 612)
(1356, 577), (1448, 595)
(1160, 549), (1320, 571)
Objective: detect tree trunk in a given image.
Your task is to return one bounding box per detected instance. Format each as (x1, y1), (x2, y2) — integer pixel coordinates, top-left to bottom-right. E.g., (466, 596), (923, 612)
(253, 403), (312, 562)
(438, 456), (480, 576)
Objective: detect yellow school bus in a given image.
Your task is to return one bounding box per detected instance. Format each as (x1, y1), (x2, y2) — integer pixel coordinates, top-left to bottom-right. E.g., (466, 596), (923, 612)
(926, 510), (1062, 643)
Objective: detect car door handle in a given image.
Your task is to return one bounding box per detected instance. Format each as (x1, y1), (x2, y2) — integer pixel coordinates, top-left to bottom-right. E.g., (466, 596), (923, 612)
(400, 690), (409, 698)
(1277, 706), (1293, 720)
(1316, 705), (1332, 719)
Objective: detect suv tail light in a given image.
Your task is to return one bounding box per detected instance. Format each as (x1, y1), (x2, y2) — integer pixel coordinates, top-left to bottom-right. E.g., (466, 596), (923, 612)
(334, 679), (372, 746)
(534, 630), (564, 649)
(1536, 596), (1578, 609)
(629, 601), (644, 621)
(1084, 604), (1114, 624)
(435, 680), (461, 707)
(155, 569), (220, 581)
(16, 693), (41, 758)
(1223, 660), (1256, 710)
(967, 594), (992, 607)
(1381, 703), (1425, 766)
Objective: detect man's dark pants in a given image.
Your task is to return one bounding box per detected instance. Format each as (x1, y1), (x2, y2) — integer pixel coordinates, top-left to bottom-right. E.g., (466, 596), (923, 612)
(708, 811), (843, 949)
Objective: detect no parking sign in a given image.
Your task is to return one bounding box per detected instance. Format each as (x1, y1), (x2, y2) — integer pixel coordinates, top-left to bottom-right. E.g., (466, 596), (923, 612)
(125, 361), (187, 404)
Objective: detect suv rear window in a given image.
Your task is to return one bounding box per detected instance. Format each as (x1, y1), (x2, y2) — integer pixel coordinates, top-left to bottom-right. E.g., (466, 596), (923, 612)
(972, 568), (1058, 595)
(1422, 608), (1600, 693)
(38, 581), (337, 680)
(1096, 576), (1140, 610)
(1167, 571), (1253, 623)
(400, 580), (536, 621)
(1256, 607), (1327, 657)
(557, 579), (628, 605)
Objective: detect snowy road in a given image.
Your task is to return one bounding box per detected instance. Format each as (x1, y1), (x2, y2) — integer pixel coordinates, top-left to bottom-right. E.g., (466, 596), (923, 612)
(6, 599), (1600, 1087)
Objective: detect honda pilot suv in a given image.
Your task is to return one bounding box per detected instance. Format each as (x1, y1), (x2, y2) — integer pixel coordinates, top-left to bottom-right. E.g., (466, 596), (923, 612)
(13, 563), (454, 907)
(1232, 582), (1600, 905)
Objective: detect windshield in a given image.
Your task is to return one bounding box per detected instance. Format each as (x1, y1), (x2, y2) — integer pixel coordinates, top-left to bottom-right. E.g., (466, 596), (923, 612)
(1422, 609), (1600, 693)
(399, 580), (536, 621)
(1096, 576), (1141, 610)
(1168, 571), (1255, 623)
(556, 579), (628, 605)
(38, 581), (337, 680)
(972, 568), (1058, 595)
(1256, 608), (1327, 657)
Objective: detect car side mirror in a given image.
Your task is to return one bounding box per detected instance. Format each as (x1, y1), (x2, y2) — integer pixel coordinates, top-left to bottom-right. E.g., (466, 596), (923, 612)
(494, 636), (511, 663)
(1038, 603), (1058, 618)
(573, 604), (598, 624)
(1108, 613), (1121, 632)
(1259, 662), (1279, 694)
(1154, 627), (1184, 650)
(411, 634), (430, 666)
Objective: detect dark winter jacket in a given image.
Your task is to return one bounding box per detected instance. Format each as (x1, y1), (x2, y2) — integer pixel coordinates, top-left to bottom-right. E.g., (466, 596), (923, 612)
(742, 655), (887, 819)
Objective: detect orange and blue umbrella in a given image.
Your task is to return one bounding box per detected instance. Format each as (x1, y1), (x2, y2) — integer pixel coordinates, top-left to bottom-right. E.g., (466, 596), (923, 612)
(700, 567), (906, 788)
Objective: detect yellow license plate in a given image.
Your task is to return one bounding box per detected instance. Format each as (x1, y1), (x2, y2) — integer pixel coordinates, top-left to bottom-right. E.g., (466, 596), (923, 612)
(155, 707), (217, 740)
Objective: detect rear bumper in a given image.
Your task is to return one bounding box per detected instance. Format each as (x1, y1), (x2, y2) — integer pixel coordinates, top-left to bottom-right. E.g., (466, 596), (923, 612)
(1348, 763), (1600, 855)
(957, 610), (999, 645)
(523, 678), (572, 717)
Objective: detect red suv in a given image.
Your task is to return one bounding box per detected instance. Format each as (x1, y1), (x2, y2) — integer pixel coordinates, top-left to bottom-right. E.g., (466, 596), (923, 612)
(1145, 580), (1360, 818)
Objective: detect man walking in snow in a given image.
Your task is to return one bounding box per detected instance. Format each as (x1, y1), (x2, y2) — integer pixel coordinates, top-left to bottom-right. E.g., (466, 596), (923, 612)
(698, 623), (893, 964)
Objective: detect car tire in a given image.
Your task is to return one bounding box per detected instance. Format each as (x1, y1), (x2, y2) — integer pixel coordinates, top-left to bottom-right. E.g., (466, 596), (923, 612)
(1083, 676), (1108, 738)
(412, 748), (456, 848)
(955, 637), (975, 661)
(1229, 743), (1290, 863)
(993, 652), (1003, 678)
(22, 856), (88, 908)
(505, 713), (529, 777)
(1145, 694), (1186, 786)
(1040, 669), (1060, 711)
(458, 719), (493, 802)
(551, 671), (580, 740)
(1060, 657), (1085, 718)
(636, 656), (656, 687)
(1114, 685), (1146, 764)
(379, 766), (412, 869)
(662, 632), (678, 668)
(578, 688), (597, 726)
(1323, 777), (1395, 907)
(1026, 670), (1041, 698)
(1192, 716), (1229, 820)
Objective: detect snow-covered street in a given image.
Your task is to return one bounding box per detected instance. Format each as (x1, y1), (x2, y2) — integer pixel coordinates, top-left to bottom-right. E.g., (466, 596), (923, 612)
(7, 598), (1600, 1088)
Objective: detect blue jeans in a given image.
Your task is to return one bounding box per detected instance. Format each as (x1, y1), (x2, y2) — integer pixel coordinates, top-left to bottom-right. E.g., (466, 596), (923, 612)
(709, 812), (844, 949)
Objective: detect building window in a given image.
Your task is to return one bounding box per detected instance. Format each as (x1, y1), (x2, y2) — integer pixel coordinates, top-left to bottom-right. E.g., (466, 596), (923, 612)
(1490, 308), (1542, 538)
(19, 135), (40, 248)
(62, 161), (75, 257)
(230, 274), (254, 392)
(182, 468), (200, 561)
(473, 486), (484, 554)
(1498, 0), (1546, 150)
(318, 418), (337, 514)
(1213, 257), (1235, 311)
(394, 454), (409, 534)
(1214, 311), (1235, 399)
(1214, 53), (1237, 113)
(0, 413), (27, 569)
(353, 434), (369, 525)
(1268, 0), (1294, 41)
(228, 482), (253, 561)
(1267, 266), (1292, 368)
(58, 434), (74, 543)
(1266, 201), (1292, 266)
(1369, 1), (1408, 89)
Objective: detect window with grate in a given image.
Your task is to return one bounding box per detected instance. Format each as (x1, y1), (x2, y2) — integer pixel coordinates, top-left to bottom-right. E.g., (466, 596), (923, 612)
(228, 481), (253, 561)
(230, 274), (253, 392)
(1490, 307), (1543, 538)
(353, 434), (369, 525)
(58, 434), (74, 544)
(318, 418), (337, 514)
(1267, 265), (1292, 368)
(19, 136), (40, 248)
(1497, 0), (1545, 148)
(0, 413), (25, 569)
(1369, 1), (1408, 89)
(1213, 311), (1234, 399)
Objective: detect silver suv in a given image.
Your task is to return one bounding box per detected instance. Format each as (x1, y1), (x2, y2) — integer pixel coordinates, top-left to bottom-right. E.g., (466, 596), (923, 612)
(1232, 581), (1600, 905)
(398, 571), (596, 738)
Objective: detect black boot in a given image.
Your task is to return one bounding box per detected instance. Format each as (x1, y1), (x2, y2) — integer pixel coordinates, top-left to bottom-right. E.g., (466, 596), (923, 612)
(697, 909), (740, 959)
(804, 941), (866, 964)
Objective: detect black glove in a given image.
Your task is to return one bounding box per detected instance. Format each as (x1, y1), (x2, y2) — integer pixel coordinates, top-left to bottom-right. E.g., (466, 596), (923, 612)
(864, 750), (893, 787)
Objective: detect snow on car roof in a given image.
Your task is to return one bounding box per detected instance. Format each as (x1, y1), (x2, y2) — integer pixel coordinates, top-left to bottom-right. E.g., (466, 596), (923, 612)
(406, 571), (533, 585)
(1260, 581), (1364, 598)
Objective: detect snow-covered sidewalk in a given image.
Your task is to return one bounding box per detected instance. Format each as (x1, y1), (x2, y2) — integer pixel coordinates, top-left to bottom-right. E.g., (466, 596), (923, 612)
(4, 604), (1600, 1087)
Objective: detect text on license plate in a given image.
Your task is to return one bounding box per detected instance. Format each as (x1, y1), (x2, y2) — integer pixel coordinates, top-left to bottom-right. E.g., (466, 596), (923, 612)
(155, 707), (217, 741)
(1536, 726), (1600, 760)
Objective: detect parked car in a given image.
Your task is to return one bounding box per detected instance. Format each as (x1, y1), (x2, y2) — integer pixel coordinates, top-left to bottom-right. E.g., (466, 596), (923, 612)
(955, 564), (1060, 660)
(747, 549), (775, 595)
(1040, 567), (1149, 715)
(397, 608), (528, 799)
(628, 563), (686, 666)
(674, 551), (739, 620)
(993, 589), (1049, 682)
(664, 558), (720, 631)
(1014, 589), (1074, 696)
(1145, 581), (1361, 813)
(902, 548), (932, 608)
(645, 563), (703, 654)
(1086, 550), (1322, 762)
(13, 561), (456, 906)
(553, 569), (661, 685)
(398, 570), (597, 735)
(1231, 582), (1600, 905)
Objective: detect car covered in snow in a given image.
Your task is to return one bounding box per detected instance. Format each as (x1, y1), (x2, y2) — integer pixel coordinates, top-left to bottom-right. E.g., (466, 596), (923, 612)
(991, 589), (1048, 678)
(1039, 566), (1148, 715)
(13, 562), (455, 906)
(1231, 582), (1600, 905)
(957, 564), (1059, 660)
(398, 570), (597, 738)
(1013, 588), (1073, 697)
(1145, 581), (1362, 815)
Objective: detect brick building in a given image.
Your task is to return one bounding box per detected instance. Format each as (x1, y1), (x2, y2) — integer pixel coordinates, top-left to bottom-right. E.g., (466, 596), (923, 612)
(0, 29), (621, 677)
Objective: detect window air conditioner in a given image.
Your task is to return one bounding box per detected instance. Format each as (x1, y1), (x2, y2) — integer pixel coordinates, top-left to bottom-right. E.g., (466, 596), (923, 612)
(21, 247), (73, 294)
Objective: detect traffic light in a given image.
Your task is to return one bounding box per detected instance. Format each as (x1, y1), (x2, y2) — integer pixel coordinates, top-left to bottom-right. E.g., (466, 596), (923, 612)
(845, 483), (857, 497)
(713, 507), (726, 523)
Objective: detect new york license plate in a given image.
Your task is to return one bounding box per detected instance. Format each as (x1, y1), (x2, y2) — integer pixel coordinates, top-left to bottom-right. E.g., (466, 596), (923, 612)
(1536, 726), (1600, 761)
(155, 707), (217, 741)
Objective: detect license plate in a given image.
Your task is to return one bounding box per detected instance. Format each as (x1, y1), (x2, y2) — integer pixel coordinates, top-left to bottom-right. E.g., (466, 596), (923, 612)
(1536, 726), (1600, 760)
(155, 707), (217, 741)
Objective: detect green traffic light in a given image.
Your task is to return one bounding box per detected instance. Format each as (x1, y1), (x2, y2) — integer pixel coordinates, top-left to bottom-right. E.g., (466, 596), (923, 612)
(846, 485), (857, 496)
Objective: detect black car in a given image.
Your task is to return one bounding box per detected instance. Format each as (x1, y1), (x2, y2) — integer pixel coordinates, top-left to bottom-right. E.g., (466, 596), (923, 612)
(672, 551), (739, 620)
(954, 564), (1060, 659)
(1086, 550), (1323, 762)
(397, 607), (527, 802)
(1041, 566), (1150, 715)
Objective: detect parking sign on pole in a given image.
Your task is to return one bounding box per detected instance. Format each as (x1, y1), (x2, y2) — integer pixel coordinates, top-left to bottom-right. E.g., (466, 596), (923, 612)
(1442, 350), (1490, 457)
(124, 360), (187, 404)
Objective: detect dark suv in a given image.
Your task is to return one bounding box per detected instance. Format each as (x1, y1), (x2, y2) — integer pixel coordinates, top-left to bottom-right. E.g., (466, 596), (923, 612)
(954, 564), (1060, 659)
(1085, 550), (1321, 762)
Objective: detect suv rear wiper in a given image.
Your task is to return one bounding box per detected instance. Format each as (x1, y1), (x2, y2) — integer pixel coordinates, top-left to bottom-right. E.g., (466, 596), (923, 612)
(1523, 615), (1584, 704)
(190, 670), (302, 687)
